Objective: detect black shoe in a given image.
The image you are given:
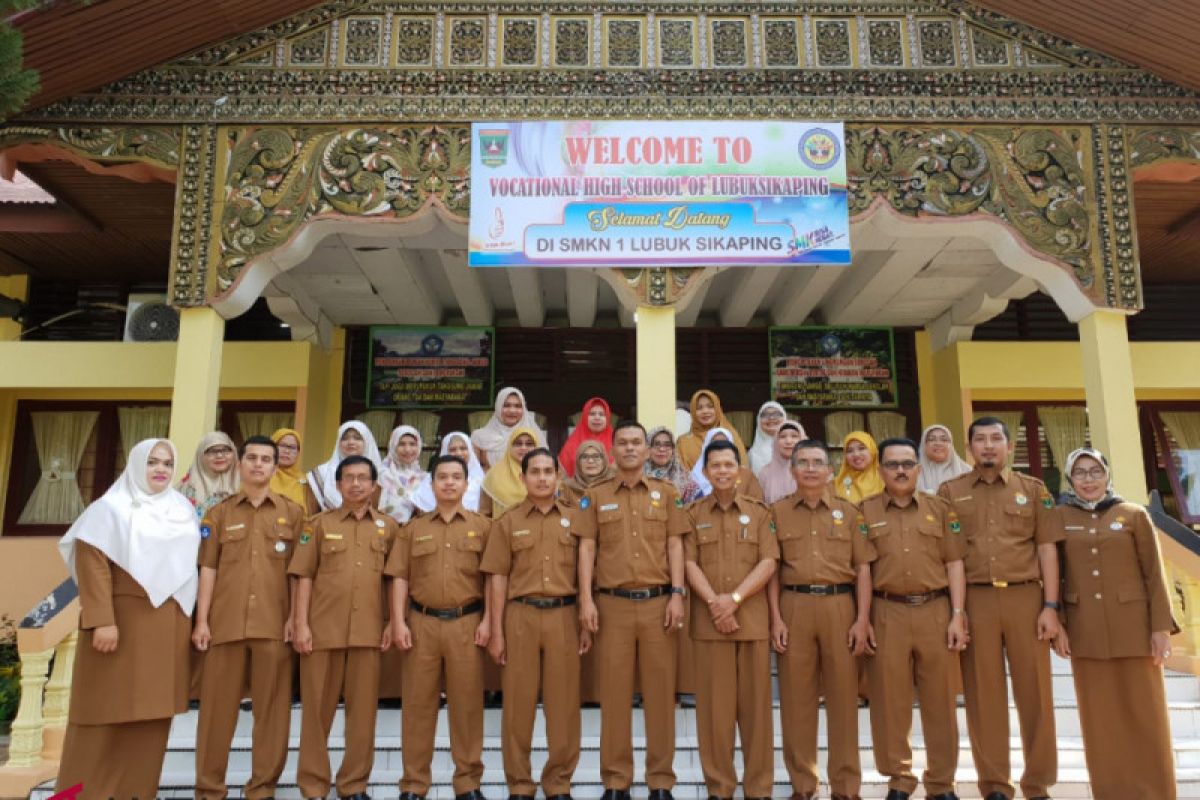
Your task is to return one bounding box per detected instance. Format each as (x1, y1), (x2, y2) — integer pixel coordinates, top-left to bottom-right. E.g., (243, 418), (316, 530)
(885, 792), (911, 800)
(508, 796), (534, 800)
(927, 794), (959, 800)
(399, 794), (425, 800)
(546, 796), (573, 800)
(647, 792), (674, 800)
(600, 791), (631, 800)
(456, 792), (486, 800)
(340, 794), (371, 800)
(984, 794), (1009, 800)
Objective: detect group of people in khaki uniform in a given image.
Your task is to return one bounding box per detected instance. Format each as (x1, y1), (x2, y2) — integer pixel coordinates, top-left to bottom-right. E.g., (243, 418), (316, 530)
(55, 412), (1180, 800)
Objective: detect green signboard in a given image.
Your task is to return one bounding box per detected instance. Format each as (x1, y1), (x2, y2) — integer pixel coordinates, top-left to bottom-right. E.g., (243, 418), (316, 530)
(367, 326), (495, 409)
(769, 326), (898, 408)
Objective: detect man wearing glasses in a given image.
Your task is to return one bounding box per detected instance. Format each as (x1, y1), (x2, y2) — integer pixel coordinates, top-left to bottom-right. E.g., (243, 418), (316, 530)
(862, 438), (967, 800)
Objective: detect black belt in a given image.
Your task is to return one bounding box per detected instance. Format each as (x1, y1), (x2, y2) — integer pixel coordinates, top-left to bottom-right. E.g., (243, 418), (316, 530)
(514, 595), (577, 609)
(410, 599), (484, 620)
(969, 579), (1041, 589)
(597, 585), (671, 601)
(873, 588), (948, 605)
(784, 583), (854, 596)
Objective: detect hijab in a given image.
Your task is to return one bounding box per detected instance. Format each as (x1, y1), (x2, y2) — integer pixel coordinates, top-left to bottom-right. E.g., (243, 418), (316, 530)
(179, 431), (240, 517)
(558, 397), (614, 477)
(757, 420), (804, 504)
(1063, 447), (1121, 512)
(60, 439), (200, 613)
(379, 425), (427, 522)
(834, 430), (885, 503)
(644, 426), (702, 505)
(481, 425), (539, 517)
(748, 401), (787, 474)
(307, 420), (384, 511)
(916, 424), (972, 494)
(677, 389), (748, 470)
(562, 439), (617, 497)
(412, 431), (484, 514)
(269, 427), (307, 507)
(689, 426), (736, 499)
(471, 387), (546, 468)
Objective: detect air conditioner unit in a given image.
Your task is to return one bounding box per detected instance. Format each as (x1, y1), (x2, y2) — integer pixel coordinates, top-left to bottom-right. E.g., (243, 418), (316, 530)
(124, 293), (180, 342)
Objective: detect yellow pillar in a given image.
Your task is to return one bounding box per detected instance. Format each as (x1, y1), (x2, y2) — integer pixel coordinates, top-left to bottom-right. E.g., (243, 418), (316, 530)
(295, 328), (346, 470)
(916, 331), (972, 449)
(1079, 309), (1147, 502)
(635, 305), (676, 433)
(0, 274), (28, 341)
(168, 307), (225, 474)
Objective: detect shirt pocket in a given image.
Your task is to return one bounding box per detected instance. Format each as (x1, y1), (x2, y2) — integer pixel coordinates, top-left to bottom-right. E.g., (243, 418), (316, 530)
(558, 529), (578, 568)
(597, 507), (624, 542)
(412, 536), (438, 559)
(824, 524), (852, 561)
(320, 537), (348, 572)
(370, 536), (389, 571)
(457, 535), (484, 571)
(695, 524), (720, 568)
(218, 526), (249, 564)
(643, 503), (669, 544)
(917, 521), (944, 557)
(1004, 504), (1035, 535)
(510, 531), (536, 553)
(736, 522), (761, 566)
(268, 526), (294, 560)
(775, 526), (804, 562)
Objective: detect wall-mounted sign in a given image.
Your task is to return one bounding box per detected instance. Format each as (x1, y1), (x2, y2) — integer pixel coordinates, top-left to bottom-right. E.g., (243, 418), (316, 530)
(769, 326), (898, 408)
(469, 121), (849, 268)
(367, 326), (495, 409)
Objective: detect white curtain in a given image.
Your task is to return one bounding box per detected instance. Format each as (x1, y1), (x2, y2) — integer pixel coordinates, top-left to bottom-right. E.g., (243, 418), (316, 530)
(726, 411), (755, 449)
(824, 411), (865, 446)
(868, 411), (907, 442)
(355, 410), (395, 460)
(18, 411), (99, 524)
(467, 410), (493, 432)
(975, 410), (1025, 466)
(237, 411), (294, 441)
(116, 406), (170, 470)
(1038, 406), (1088, 470)
(401, 410), (441, 469)
(1162, 412), (1200, 517)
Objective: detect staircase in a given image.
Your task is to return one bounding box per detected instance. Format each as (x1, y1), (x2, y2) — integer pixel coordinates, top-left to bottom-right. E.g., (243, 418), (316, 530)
(26, 655), (1200, 799)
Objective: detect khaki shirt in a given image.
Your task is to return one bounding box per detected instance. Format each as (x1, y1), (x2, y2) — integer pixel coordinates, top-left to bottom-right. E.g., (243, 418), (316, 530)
(480, 499), (579, 599)
(862, 492), (965, 595)
(685, 494), (779, 641)
(771, 492), (874, 585)
(574, 474), (689, 589)
(288, 505), (399, 649)
(938, 468), (1061, 584)
(386, 507), (492, 609)
(198, 491), (305, 645)
(1054, 502), (1178, 659)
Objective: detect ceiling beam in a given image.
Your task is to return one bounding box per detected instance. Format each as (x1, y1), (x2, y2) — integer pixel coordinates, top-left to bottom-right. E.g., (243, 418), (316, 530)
(436, 249), (494, 326)
(343, 237), (441, 325)
(718, 267), (783, 327)
(505, 267), (545, 327)
(1167, 205), (1200, 238)
(927, 268), (1040, 351)
(565, 269), (599, 327)
(676, 276), (712, 326)
(819, 243), (946, 324)
(0, 205), (101, 234)
(769, 266), (846, 325)
(264, 269), (332, 348)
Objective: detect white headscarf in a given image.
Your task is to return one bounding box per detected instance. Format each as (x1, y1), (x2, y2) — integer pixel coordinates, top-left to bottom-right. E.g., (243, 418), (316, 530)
(59, 439), (200, 614)
(412, 431), (484, 514)
(379, 425), (427, 522)
(916, 424), (973, 494)
(748, 401), (787, 474)
(307, 420), (384, 511)
(470, 387), (546, 467)
(689, 426), (734, 499)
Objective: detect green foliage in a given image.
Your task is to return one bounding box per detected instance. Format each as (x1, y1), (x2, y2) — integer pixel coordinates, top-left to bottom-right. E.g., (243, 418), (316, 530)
(0, 0), (43, 121)
(0, 614), (19, 727)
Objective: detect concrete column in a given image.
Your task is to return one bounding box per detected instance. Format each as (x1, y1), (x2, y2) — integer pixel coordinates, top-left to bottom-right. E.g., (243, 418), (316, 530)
(295, 327), (346, 470)
(915, 330), (972, 450)
(635, 305), (676, 433)
(1078, 309), (1147, 502)
(168, 306), (225, 473)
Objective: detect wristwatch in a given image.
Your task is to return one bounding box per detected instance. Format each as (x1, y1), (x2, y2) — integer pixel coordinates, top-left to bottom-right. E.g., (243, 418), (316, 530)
(731, 591), (743, 605)
(670, 586), (687, 597)
(1043, 600), (1061, 611)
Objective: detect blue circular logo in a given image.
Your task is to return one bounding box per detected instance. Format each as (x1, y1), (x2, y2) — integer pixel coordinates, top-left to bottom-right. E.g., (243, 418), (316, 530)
(421, 334), (444, 355)
(798, 128), (841, 170)
(819, 333), (842, 356)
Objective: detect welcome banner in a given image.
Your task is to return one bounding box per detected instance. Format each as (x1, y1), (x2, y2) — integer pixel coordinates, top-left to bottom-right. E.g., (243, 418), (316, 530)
(468, 121), (850, 268)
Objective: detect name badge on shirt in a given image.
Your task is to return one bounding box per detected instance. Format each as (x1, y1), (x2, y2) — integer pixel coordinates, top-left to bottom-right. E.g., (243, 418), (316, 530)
(1064, 525), (1086, 532)
(869, 521), (888, 529)
(226, 523), (246, 531)
(513, 529), (531, 537)
(600, 503), (619, 512)
(696, 522), (713, 530)
(415, 534), (433, 543)
(956, 494), (973, 502)
(324, 533), (343, 540)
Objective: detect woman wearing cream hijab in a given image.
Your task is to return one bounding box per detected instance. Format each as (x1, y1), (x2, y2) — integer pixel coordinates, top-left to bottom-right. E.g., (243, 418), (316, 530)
(676, 389), (748, 470)
(833, 430), (885, 503)
(916, 424), (972, 494)
(479, 426), (540, 518)
(748, 400), (788, 474)
(471, 386), (546, 469)
(178, 431), (240, 517)
(306, 420), (383, 511)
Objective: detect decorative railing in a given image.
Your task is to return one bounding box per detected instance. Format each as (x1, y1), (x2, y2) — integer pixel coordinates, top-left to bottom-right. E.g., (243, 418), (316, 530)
(0, 578), (80, 798)
(1149, 491), (1200, 676)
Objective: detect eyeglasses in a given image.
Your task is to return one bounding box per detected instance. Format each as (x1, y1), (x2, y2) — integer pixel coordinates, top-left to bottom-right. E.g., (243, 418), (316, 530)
(760, 410), (784, 420)
(205, 446), (234, 455)
(276, 443), (299, 452)
(579, 452), (606, 461)
(925, 434), (951, 444)
(1070, 467), (1108, 481)
(651, 441), (674, 449)
(792, 459), (829, 469)
(340, 474), (375, 484)
(881, 460), (919, 471)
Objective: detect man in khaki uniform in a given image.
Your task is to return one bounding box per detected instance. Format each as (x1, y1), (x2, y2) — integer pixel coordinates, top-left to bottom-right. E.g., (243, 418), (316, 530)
(576, 420), (690, 800)
(290, 455), (398, 800)
(938, 416), (1062, 800)
(387, 454), (492, 800)
(684, 440), (778, 800)
(193, 435), (305, 800)
(863, 438), (967, 800)
(768, 439), (874, 800)
(482, 447), (587, 800)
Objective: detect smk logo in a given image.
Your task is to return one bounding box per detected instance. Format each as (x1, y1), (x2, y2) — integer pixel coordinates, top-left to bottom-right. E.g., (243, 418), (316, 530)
(479, 129), (509, 167)
(49, 784), (84, 800)
(798, 127), (841, 170)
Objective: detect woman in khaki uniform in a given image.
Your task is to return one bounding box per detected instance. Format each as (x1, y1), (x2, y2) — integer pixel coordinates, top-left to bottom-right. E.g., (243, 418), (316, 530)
(1052, 447), (1179, 800)
(55, 439), (199, 799)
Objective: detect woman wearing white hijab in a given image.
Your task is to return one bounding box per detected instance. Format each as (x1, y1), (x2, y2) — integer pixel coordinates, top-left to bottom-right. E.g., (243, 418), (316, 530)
(748, 401), (787, 474)
(56, 439), (199, 800)
(378, 424), (427, 523)
(411, 431), (485, 514)
(307, 420), (384, 511)
(916, 424), (972, 494)
(689, 426), (763, 501)
(178, 431), (240, 518)
(470, 386), (546, 469)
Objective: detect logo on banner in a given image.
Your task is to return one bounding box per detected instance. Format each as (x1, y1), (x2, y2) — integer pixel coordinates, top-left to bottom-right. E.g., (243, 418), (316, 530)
(479, 129), (510, 167)
(798, 128), (841, 170)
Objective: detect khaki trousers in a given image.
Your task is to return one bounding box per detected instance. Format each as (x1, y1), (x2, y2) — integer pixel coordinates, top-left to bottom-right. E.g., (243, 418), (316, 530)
(594, 592), (678, 790)
(962, 583), (1056, 798)
(777, 591), (862, 797)
(501, 602), (581, 796)
(868, 597), (959, 796)
(195, 639), (292, 800)
(296, 647), (380, 799)
(57, 717), (172, 800)
(693, 638), (774, 798)
(400, 611), (485, 796)
(1074, 656), (1176, 800)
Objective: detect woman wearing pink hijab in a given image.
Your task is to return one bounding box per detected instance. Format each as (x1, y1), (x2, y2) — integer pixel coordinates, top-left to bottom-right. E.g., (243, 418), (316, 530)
(558, 397), (614, 477)
(756, 420), (806, 504)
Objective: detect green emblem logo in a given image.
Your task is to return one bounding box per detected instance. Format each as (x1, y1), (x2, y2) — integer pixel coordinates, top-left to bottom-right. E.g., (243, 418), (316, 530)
(479, 128), (510, 167)
(299, 532), (312, 545)
(949, 520), (962, 534)
(675, 497), (684, 508)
